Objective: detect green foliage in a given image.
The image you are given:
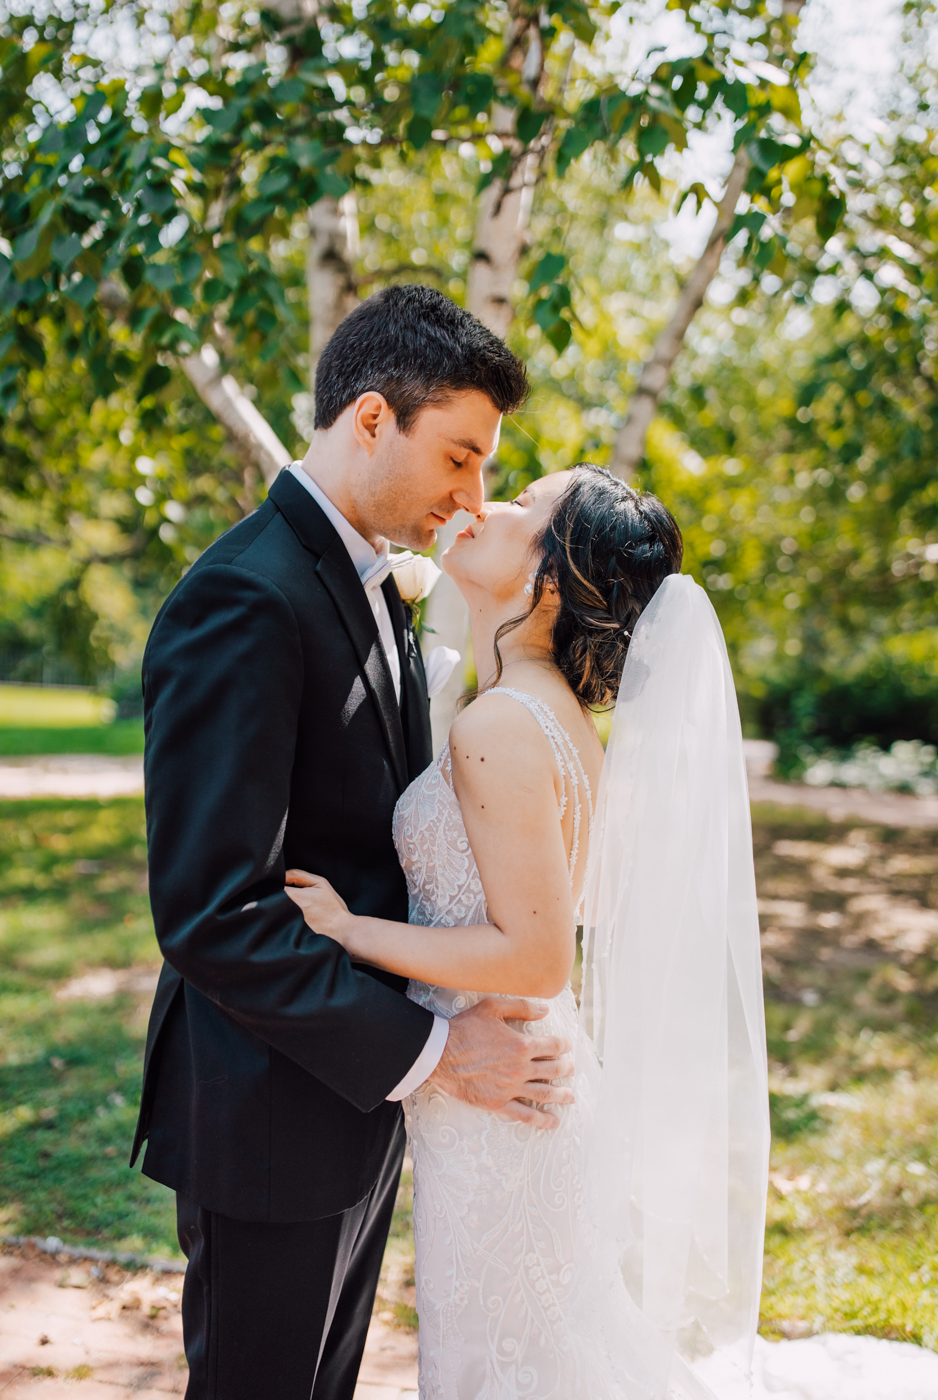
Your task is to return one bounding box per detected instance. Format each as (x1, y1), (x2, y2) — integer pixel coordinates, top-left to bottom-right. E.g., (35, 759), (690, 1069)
(0, 797), (177, 1255)
(0, 0), (841, 420)
(0, 314), (272, 680)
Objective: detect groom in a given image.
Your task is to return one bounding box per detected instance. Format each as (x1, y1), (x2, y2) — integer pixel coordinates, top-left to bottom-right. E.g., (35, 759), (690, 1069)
(131, 284), (576, 1399)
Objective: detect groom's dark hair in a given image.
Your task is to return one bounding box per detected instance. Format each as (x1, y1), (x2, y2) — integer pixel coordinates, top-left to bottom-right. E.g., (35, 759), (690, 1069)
(314, 284), (528, 433)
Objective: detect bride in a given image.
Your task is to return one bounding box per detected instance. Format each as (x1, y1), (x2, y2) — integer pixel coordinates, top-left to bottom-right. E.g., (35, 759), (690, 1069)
(286, 464), (769, 1400)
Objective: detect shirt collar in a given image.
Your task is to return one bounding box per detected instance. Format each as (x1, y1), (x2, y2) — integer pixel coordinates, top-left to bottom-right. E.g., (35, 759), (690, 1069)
(289, 462), (390, 588)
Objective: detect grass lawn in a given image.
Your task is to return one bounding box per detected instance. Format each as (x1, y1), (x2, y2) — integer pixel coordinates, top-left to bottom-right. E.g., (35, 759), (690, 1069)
(0, 684), (144, 756)
(1, 796), (937, 1346)
(0, 797), (175, 1258)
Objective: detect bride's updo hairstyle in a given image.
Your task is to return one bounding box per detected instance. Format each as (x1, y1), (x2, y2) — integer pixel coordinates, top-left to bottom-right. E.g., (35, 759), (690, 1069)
(499, 464), (683, 710)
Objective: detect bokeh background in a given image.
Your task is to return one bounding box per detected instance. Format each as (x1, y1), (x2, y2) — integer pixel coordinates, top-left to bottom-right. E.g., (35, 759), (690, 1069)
(2, 0), (938, 1358)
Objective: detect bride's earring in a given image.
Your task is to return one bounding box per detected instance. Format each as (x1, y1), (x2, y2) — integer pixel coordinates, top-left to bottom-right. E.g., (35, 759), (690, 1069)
(523, 573), (536, 597)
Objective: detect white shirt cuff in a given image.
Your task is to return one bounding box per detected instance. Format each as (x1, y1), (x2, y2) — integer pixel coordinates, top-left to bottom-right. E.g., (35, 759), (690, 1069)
(385, 1014), (450, 1101)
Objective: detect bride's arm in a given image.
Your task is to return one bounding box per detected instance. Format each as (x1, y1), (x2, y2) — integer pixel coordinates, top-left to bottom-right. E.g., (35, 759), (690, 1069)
(286, 697), (577, 997)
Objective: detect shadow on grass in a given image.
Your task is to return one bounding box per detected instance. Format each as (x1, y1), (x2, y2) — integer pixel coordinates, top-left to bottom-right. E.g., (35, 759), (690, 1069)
(0, 1010), (178, 1257)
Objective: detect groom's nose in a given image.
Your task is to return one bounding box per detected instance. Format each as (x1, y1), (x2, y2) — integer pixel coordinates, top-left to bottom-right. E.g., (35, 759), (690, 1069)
(451, 461), (485, 518)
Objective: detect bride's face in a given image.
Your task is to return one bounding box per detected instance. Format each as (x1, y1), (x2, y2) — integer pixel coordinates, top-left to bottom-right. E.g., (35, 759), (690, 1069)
(442, 471), (574, 604)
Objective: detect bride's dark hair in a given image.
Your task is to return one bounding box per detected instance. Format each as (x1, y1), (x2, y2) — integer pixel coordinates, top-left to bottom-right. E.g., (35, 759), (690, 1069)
(490, 464), (683, 710)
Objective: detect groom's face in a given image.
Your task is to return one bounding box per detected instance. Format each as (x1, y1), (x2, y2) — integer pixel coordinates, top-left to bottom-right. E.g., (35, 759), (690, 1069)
(360, 389), (502, 550)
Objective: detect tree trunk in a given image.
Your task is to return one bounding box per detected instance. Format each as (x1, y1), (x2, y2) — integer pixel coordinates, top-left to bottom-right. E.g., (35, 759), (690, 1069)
(425, 106), (542, 749)
(307, 194), (360, 386)
(465, 105), (540, 339)
(609, 147), (752, 481)
(180, 345), (291, 488)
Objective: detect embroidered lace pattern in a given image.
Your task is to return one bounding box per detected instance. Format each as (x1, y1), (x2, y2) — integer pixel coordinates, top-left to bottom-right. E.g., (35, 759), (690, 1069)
(392, 690), (610, 1400)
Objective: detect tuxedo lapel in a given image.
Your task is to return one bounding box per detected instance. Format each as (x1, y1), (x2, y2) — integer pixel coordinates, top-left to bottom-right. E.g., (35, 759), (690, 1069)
(268, 471), (408, 791)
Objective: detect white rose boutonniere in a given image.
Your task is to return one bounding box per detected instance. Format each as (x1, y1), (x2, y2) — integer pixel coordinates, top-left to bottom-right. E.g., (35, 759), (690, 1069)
(389, 552), (442, 605)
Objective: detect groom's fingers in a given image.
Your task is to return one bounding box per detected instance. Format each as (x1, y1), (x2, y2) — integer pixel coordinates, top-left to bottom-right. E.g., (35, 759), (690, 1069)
(523, 1053), (574, 1081)
(493, 996), (551, 1022)
(521, 1034), (570, 1063)
(500, 1100), (564, 1130)
(522, 1080), (575, 1107)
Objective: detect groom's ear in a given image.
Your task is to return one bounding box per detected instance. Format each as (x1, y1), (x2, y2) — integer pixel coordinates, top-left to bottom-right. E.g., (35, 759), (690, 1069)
(352, 392), (396, 454)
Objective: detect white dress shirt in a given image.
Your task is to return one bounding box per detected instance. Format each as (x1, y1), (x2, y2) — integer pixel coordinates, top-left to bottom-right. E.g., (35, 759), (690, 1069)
(287, 462), (449, 1100)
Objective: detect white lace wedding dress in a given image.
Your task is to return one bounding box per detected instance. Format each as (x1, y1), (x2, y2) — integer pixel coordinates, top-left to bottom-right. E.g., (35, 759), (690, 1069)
(392, 689), (637, 1400)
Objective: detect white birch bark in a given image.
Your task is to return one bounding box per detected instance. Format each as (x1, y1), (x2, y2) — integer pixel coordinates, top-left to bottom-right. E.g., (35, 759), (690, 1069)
(180, 345), (291, 488)
(609, 147), (752, 480)
(307, 195), (360, 385)
(425, 106), (542, 749)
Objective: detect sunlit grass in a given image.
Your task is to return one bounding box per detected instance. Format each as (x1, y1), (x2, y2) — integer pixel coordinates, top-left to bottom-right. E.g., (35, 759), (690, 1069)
(0, 685), (115, 728)
(0, 724), (144, 756)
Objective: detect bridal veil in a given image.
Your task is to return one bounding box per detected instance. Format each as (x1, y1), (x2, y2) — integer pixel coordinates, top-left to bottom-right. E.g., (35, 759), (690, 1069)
(576, 573), (769, 1399)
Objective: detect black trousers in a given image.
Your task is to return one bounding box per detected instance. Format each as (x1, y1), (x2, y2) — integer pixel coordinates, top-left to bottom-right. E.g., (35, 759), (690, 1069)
(176, 1119), (405, 1400)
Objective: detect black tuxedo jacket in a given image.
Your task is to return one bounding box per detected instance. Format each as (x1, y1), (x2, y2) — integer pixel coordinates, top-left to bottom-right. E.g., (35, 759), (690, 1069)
(130, 469), (436, 1222)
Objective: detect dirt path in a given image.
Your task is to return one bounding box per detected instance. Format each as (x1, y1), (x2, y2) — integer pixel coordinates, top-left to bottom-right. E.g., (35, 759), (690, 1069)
(3, 752), (936, 830)
(0, 1246), (417, 1398)
(0, 758), (144, 801)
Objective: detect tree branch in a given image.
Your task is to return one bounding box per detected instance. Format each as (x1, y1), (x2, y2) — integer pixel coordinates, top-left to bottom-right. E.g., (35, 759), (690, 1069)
(609, 146), (752, 480)
(179, 345), (292, 488)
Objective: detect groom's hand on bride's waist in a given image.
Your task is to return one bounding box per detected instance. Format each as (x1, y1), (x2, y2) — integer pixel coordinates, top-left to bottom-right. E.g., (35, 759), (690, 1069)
(428, 997), (574, 1130)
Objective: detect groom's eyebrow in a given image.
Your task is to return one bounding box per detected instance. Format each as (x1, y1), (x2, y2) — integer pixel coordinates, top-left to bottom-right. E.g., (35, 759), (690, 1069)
(446, 434), (486, 456)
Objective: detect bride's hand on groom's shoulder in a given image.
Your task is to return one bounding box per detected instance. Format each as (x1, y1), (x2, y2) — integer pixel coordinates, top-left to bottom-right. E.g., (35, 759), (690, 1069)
(285, 870), (355, 948)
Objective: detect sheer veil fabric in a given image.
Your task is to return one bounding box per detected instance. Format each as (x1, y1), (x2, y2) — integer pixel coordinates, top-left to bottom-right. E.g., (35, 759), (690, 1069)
(576, 573), (770, 1399)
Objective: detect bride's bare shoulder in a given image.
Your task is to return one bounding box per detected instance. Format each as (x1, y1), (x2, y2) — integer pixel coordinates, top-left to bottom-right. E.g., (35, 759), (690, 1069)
(449, 692), (550, 767)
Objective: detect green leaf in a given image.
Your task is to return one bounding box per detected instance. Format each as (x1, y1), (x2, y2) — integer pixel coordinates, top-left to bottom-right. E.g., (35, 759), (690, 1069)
(66, 276), (96, 308)
(319, 171), (350, 199)
(179, 252), (202, 283)
(529, 251), (565, 293)
(15, 324), (45, 367)
(140, 184), (175, 215)
(122, 256), (144, 290)
(38, 125), (64, 155)
(289, 137), (322, 169)
(720, 78), (748, 119)
(203, 104), (241, 134)
(12, 227), (40, 263)
(138, 85), (163, 120)
(407, 114), (433, 150)
(52, 234), (82, 269)
(216, 245), (244, 288)
(203, 277), (229, 304)
(144, 264), (177, 291)
(410, 74), (443, 120)
(637, 122), (669, 158)
(516, 107), (547, 146)
(545, 318), (572, 353)
(81, 90), (107, 125)
(129, 303), (158, 333)
(258, 169), (291, 199)
(237, 199), (274, 232)
(271, 79), (304, 104)
(752, 137), (791, 173)
(459, 73), (494, 112)
(817, 191), (845, 241)
(138, 363), (172, 400)
(556, 125), (592, 177)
